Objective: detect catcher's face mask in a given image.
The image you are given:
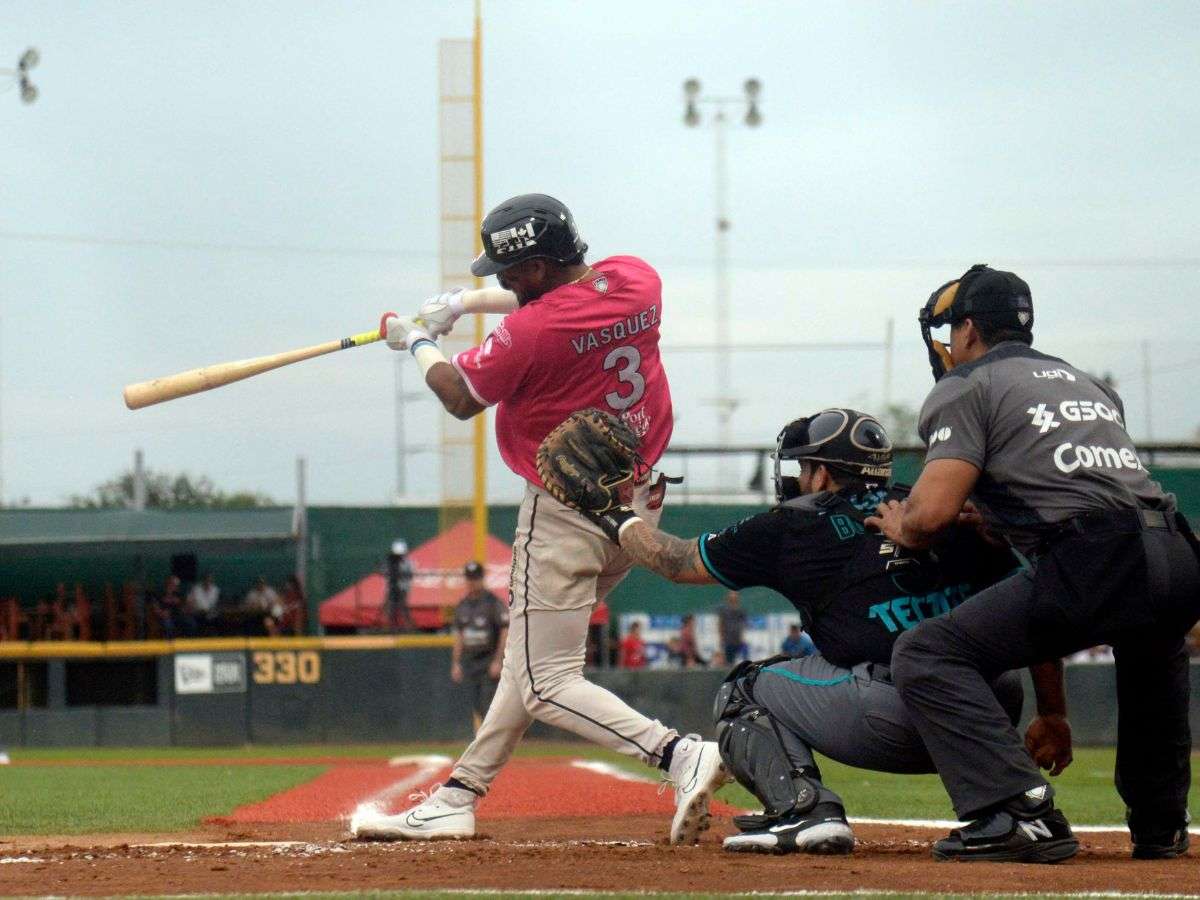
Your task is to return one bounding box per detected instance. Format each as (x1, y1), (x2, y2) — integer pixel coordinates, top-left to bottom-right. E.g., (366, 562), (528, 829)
(772, 409), (893, 503)
(919, 263), (1034, 381)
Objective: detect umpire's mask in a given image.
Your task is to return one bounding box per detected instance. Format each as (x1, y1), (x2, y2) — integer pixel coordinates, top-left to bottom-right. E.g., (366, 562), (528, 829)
(772, 409), (893, 503)
(919, 263), (1034, 381)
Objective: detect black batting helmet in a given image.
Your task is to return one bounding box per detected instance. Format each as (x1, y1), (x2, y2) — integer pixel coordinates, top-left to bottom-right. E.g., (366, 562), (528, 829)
(470, 193), (588, 277)
(773, 409), (892, 503)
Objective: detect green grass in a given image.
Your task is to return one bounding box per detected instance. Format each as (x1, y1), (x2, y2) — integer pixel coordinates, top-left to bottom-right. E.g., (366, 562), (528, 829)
(54, 893), (1200, 900)
(3, 743), (1198, 834)
(0, 764), (324, 834)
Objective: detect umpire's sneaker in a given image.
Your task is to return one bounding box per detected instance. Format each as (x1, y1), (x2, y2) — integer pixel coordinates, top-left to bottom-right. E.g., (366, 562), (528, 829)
(666, 734), (729, 845)
(723, 802), (854, 855)
(350, 784), (476, 841)
(932, 791), (1078, 864)
(1130, 810), (1191, 860)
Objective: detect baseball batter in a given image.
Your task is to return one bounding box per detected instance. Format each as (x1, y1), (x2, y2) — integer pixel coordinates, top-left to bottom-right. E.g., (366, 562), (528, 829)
(356, 194), (727, 845)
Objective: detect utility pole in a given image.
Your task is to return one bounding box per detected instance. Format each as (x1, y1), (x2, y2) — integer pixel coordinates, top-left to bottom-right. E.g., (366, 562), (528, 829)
(682, 77), (762, 488)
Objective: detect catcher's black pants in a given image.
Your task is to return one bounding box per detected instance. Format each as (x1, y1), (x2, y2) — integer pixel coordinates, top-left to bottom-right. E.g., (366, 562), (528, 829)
(891, 513), (1200, 823)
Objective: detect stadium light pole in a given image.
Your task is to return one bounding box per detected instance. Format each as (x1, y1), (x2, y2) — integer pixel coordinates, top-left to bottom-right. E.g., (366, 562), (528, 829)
(682, 78), (761, 489)
(0, 47), (40, 104)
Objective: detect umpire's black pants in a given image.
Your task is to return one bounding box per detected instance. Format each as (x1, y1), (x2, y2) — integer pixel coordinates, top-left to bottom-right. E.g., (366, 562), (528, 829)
(891, 515), (1200, 823)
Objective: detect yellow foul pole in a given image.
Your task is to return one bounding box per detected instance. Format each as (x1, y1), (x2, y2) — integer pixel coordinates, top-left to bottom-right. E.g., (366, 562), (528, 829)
(471, 0), (488, 562)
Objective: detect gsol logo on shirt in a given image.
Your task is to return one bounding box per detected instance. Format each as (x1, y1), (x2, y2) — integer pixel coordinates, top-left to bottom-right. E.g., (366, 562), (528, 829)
(1028, 399), (1124, 433)
(1059, 399), (1123, 426)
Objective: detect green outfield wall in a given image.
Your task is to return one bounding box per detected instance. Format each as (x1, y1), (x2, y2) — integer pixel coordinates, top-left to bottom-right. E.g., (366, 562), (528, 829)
(2, 457), (1198, 629)
(0, 638), (1197, 748)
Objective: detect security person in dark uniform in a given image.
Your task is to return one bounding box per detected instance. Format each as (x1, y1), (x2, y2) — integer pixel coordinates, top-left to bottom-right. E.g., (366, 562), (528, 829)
(870, 264), (1200, 863)
(451, 561), (509, 732)
(614, 409), (1063, 854)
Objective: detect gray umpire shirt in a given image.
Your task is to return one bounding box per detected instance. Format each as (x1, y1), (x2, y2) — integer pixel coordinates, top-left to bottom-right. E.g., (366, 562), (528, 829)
(918, 341), (1174, 555)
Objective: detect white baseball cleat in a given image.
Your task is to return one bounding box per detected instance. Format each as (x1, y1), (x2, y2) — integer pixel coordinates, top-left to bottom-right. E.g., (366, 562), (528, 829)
(722, 802), (854, 855)
(350, 784), (477, 841)
(665, 734), (729, 845)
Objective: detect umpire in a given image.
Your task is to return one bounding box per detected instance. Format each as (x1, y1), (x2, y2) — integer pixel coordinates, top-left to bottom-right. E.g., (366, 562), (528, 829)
(608, 408), (1059, 854)
(451, 561), (509, 733)
(870, 264), (1200, 863)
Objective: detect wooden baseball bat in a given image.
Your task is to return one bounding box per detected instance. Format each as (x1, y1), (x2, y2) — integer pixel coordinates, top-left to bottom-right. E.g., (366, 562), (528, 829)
(123, 329), (383, 410)
(122, 287), (517, 410)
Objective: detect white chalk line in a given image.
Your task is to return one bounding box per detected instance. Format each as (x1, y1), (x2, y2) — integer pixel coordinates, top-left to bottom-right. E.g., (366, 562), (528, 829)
(572, 757), (1200, 837)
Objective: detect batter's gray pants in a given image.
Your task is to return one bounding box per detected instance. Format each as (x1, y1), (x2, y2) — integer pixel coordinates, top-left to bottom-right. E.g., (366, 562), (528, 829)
(749, 654), (1024, 809)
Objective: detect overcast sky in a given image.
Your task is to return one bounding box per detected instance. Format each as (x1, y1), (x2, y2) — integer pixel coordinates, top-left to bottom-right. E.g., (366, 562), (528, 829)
(2, 1), (1198, 507)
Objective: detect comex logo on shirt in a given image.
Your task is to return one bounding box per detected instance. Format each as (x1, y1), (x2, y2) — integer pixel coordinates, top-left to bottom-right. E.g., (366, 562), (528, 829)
(929, 426), (952, 446)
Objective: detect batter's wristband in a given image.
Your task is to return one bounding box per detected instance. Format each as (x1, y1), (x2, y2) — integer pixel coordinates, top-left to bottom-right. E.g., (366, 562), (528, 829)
(409, 338), (446, 378)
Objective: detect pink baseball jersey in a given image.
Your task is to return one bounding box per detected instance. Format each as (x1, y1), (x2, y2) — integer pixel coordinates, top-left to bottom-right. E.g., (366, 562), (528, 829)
(452, 255), (674, 488)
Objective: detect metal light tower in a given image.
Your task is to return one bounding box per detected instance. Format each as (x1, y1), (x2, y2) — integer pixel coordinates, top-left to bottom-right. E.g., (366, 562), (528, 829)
(683, 77), (761, 488)
(1, 48), (40, 104)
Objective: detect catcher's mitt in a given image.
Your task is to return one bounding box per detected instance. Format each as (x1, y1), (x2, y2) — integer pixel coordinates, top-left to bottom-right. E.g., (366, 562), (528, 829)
(536, 408), (642, 516)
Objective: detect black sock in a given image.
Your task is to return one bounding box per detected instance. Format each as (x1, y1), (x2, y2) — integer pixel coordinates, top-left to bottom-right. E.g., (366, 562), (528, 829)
(444, 777), (480, 796)
(658, 736), (682, 772)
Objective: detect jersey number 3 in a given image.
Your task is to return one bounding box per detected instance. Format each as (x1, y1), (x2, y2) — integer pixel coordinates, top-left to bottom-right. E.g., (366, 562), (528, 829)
(603, 346), (645, 411)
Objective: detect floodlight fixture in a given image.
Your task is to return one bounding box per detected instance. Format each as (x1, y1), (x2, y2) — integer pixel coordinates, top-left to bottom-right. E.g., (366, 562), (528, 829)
(19, 80), (37, 104)
(684, 77), (701, 99)
(18, 47), (38, 72)
(743, 78), (761, 100)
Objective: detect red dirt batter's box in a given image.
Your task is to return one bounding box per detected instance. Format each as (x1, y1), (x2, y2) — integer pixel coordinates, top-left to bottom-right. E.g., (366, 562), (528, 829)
(211, 757), (740, 825)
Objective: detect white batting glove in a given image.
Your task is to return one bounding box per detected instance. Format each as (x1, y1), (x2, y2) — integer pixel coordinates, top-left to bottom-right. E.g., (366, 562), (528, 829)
(416, 288), (467, 338)
(384, 314), (434, 352)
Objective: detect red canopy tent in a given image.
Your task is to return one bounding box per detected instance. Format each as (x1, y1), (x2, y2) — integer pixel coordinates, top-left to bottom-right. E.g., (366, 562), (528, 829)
(318, 521), (512, 631)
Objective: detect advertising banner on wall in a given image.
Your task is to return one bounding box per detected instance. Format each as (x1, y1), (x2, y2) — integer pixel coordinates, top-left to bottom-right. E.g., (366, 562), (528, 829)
(173, 653), (247, 695)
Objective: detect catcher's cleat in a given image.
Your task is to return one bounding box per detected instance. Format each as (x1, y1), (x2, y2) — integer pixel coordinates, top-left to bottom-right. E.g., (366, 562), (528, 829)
(723, 802), (854, 855)
(665, 735), (729, 845)
(350, 784), (476, 841)
(931, 795), (1077, 863)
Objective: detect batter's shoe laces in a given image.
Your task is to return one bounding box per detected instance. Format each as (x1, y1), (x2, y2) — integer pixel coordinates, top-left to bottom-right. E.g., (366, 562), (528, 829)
(932, 788), (1078, 864)
(723, 802), (854, 855)
(1129, 809), (1191, 860)
(349, 782), (477, 842)
(662, 734), (729, 845)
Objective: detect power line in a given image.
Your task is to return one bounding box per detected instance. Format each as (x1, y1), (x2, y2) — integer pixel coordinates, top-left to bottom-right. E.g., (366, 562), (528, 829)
(0, 229), (439, 260)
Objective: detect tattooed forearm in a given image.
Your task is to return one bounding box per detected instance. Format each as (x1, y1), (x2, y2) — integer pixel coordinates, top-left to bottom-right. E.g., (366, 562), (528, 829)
(620, 520), (716, 585)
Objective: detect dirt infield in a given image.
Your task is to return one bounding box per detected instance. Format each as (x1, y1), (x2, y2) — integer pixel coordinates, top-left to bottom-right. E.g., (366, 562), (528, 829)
(1, 756), (1195, 896)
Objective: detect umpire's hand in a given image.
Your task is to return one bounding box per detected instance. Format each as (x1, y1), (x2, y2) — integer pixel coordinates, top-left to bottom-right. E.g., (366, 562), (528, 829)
(1024, 714), (1074, 776)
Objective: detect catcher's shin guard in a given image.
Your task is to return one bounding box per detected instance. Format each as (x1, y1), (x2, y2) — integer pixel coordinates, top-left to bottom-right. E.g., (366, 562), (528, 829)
(713, 661), (818, 819)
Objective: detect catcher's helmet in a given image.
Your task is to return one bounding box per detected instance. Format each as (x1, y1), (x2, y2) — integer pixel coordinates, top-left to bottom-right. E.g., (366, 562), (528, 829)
(919, 263), (1033, 381)
(470, 193), (588, 277)
(773, 409), (892, 503)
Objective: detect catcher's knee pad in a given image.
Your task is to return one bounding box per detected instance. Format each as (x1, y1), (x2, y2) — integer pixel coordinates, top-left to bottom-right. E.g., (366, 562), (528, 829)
(713, 665), (818, 819)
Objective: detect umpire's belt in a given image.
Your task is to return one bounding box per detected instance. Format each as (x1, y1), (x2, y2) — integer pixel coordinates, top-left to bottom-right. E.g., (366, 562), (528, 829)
(1036, 507), (1186, 555)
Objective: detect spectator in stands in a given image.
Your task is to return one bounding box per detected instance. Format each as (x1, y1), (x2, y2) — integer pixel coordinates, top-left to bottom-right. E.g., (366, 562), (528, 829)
(451, 561), (509, 732)
(1188, 620), (1200, 658)
(243, 576), (283, 637)
(665, 635), (686, 668)
(781, 623), (817, 658)
(587, 598), (610, 666)
(187, 573), (220, 632)
(679, 613), (707, 668)
(154, 575), (196, 639)
(619, 620), (647, 669)
(717, 591), (748, 665)
(278, 575), (307, 636)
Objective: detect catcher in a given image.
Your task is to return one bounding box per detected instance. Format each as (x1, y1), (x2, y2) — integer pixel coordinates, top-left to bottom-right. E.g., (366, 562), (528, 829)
(540, 406), (1073, 854)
